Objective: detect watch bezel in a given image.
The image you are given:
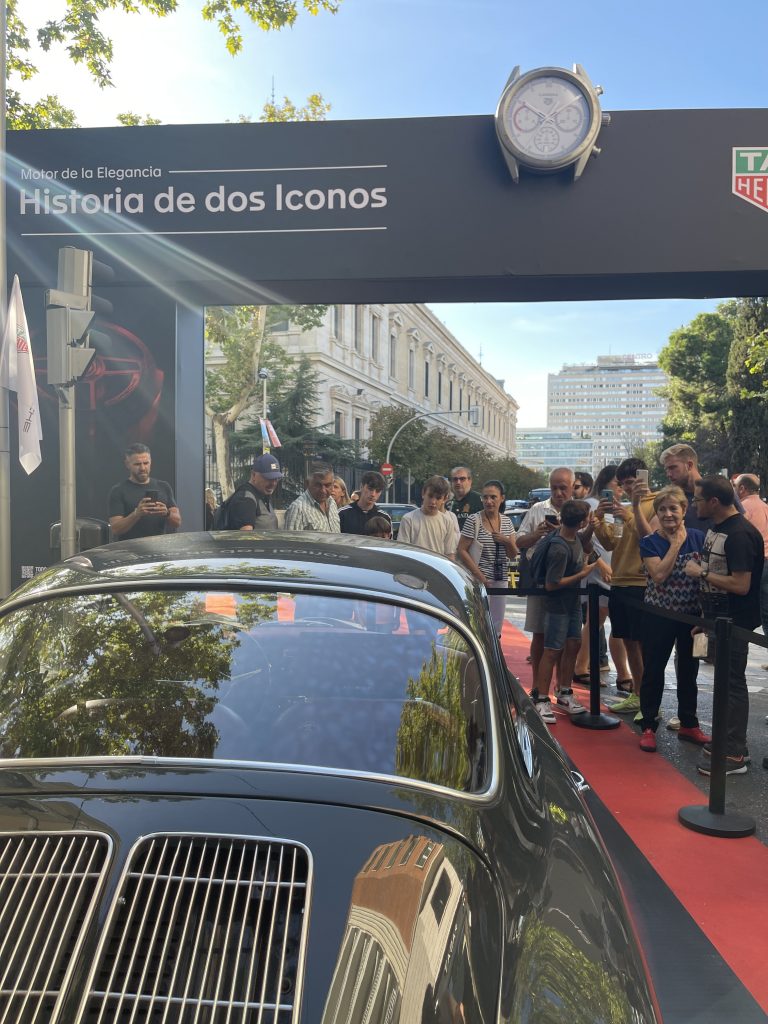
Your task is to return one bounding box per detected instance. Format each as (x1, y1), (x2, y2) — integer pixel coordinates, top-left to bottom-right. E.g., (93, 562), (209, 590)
(495, 66), (602, 172)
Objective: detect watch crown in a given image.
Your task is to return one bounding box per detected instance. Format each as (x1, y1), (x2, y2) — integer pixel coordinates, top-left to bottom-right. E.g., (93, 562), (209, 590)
(601, 112), (612, 127)
(591, 146), (602, 157)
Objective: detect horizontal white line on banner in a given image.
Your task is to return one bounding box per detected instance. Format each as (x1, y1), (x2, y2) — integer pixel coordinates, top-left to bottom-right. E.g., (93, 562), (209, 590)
(20, 226), (388, 237)
(168, 164), (388, 173)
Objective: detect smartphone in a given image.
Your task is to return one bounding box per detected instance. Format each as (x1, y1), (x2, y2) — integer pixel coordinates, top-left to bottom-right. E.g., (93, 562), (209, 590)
(636, 469), (649, 486)
(145, 489), (159, 502)
(600, 489), (613, 500)
(544, 513), (559, 525)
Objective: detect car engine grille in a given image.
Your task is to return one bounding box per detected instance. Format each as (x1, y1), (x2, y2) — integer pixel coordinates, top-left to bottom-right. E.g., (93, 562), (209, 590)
(81, 834), (311, 1023)
(0, 832), (111, 1024)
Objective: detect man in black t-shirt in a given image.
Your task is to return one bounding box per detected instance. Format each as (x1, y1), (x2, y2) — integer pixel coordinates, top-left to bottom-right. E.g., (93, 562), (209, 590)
(684, 475), (764, 774)
(228, 454), (282, 530)
(446, 465), (483, 532)
(339, 471), (392, 535)
(108, 443), (181, 541)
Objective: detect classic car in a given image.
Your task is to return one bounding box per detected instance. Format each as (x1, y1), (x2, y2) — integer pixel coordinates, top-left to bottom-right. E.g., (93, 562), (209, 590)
(0, 532), (659, 1023)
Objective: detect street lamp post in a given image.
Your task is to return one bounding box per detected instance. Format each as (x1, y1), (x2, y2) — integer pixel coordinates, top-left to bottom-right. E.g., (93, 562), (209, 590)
(384, 405), (480, 489)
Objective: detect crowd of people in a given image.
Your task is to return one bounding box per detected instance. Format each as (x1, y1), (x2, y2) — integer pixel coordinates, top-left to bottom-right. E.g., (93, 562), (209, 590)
(108, 441), (767, 774)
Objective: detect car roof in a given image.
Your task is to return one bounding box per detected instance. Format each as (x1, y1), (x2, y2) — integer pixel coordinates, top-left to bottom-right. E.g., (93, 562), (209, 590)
(3, 531), (479, 625)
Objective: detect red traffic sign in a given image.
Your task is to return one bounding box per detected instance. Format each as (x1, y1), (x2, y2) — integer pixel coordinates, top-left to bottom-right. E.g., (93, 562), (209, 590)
(380, 462), (394, 477)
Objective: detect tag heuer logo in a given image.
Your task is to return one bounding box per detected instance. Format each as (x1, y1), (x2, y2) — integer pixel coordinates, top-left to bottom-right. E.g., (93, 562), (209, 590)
(733, 148), (768, 212)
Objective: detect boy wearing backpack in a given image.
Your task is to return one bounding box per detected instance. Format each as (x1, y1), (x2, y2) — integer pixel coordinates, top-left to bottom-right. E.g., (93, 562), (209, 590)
(531, 499), (596, 723)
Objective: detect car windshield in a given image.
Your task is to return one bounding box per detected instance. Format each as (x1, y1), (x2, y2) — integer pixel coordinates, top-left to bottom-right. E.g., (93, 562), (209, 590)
(0, 590), (488, 793)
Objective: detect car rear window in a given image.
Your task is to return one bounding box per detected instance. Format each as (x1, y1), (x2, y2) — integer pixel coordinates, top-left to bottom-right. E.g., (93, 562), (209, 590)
(0, 590), (489, 793)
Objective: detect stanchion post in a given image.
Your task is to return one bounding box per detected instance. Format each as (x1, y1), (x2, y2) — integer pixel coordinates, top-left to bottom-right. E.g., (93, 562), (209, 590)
(678, 615), (755, 838)
(571, 582), (620, 731)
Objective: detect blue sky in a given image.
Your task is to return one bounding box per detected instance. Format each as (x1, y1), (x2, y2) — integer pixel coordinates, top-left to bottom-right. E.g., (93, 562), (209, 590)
(15, 0), (768, 423)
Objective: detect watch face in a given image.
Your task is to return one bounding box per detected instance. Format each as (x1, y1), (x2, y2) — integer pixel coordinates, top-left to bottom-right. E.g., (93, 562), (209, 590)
(497, 70), (598, 168)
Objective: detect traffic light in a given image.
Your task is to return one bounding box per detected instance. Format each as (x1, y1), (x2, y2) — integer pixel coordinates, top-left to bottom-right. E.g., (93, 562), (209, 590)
(46, 246), (114, 386)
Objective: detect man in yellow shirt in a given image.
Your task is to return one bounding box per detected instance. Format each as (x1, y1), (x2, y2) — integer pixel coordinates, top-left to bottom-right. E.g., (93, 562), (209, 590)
(593, 458), (657, 716)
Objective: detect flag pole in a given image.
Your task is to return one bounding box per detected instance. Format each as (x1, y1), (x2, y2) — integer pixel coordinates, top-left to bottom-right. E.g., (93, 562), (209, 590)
(0, 2), (12, 599)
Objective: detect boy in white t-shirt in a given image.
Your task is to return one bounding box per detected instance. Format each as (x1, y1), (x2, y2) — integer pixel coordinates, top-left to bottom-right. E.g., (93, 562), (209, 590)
(398, 475), (460, 559)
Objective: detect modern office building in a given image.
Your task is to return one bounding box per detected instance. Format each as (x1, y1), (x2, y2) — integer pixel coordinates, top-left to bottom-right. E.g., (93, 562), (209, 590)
(515, 429), (594, 475)
(546, 354), (668, 472)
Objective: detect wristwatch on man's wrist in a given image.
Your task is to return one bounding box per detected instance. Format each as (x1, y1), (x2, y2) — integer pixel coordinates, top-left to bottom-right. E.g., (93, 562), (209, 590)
(700, 567), (709, 580)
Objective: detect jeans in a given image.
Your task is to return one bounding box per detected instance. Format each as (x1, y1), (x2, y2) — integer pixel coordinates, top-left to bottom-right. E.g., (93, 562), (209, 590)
(725, 634), (750, 758)
(640, 615), (699, 732)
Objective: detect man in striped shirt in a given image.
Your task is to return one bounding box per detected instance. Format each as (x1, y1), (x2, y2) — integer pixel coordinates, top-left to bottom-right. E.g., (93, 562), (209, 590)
(284, 463), (341, 533)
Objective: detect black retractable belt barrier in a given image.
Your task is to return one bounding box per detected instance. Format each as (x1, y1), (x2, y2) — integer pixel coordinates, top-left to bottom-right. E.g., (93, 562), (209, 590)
(571, 584), (620, 731)
(679, 616), (756, 838)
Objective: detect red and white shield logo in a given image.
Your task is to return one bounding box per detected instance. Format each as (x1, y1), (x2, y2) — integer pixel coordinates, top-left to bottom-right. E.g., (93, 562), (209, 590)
(733, 147), (768, 213)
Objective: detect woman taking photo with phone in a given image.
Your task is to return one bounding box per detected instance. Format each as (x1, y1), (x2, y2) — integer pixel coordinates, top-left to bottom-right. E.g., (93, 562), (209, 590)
(636, 485), (709, 752)
(458, 480), (518, 638)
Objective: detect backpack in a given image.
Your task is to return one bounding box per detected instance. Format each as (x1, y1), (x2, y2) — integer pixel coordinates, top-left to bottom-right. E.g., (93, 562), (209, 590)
(211, 488), (257, 530)
(529, 532), (572, 589)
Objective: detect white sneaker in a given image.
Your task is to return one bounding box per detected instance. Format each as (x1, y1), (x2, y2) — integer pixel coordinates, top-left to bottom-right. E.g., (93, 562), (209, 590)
(534, 698), (556, 724)
(555, 688), (586, 715)
(666, 716), (681, 731)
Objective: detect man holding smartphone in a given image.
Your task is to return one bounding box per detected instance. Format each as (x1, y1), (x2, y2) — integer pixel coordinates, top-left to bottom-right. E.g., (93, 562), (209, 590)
(108, 442), (181, 541)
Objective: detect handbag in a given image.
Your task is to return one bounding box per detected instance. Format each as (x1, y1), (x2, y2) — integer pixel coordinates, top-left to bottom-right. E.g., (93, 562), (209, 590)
(468, 514), (483, 564)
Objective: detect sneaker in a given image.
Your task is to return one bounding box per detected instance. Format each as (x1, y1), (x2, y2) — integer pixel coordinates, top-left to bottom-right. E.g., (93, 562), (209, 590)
(666, 716), (681, 731)
(534, 698), (556, 724)
(634, 709), (661, 723)
(555, 689), (586, 715)
(607, 693), (640, 714)
(702, 743), (751, 764)
(678, 726), (711, 746)
(697, 755), (748, 776)
(639, 729), (657, 752)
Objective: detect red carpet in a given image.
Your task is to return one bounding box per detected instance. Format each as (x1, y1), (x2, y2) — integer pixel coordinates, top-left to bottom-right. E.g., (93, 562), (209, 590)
(500, 620), (768, 1014)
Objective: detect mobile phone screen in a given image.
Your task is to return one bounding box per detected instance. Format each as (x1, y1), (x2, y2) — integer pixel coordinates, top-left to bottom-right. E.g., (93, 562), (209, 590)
(145, 490), (158, 501)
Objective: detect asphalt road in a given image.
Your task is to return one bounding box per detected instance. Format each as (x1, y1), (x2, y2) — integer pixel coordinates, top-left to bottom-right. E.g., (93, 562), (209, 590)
(504, 596), (768, 844)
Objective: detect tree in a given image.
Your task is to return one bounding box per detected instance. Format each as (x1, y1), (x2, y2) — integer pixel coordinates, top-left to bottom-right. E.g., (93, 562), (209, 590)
(657, 310), (733, 470)
(205, 306), (326, 497)
(726, 298), (768, 481)
(7, 0), (341, 128)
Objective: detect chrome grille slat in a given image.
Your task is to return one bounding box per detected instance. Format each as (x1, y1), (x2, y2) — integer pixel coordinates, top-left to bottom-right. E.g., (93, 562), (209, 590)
(83, 834), (311, 1023)
(0, 832), (111, 1024)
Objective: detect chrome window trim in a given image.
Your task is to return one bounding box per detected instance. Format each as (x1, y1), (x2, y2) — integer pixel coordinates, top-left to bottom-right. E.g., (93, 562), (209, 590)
(0, 830), (113, 1024)
(76, 832), (312, 1024)
(0, 579), (500, 800)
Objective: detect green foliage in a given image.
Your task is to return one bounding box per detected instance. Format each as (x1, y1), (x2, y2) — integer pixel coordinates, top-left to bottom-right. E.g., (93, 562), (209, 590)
(726, 298), (768, 481)
(260, 92), (331, 122)
(367, 406), (545, 497)
(116, 111), (163, 126)
(7, 0), (341, 129)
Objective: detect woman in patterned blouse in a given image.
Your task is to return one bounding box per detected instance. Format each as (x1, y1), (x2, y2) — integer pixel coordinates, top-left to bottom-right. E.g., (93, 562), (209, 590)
(636, 486), (709, 752)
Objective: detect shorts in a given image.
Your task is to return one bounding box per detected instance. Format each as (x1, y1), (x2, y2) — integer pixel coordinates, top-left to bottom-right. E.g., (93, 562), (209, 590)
(524, 594), (546, 633)
(608, 586), (646, 641)
(580, 589), (609, 608)
(543, 603), (583, 651)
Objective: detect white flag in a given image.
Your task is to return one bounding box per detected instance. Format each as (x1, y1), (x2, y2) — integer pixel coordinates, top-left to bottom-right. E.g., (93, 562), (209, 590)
(0, 275), (42, 474)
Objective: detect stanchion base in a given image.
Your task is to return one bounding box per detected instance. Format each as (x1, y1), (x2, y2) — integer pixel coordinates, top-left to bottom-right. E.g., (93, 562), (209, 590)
(571, 712), (621, 731)
(678, 804), (756, 838)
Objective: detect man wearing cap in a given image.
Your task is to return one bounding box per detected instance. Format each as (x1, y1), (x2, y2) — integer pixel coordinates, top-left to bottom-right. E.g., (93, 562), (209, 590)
(228, 453), (283, 531)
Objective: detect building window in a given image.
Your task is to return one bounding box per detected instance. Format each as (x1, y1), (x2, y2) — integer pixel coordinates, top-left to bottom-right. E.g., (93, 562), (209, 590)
(389, 332), (397, 377)
(438, 371), (442, 406)
(408, 349), (415, 389)
(371, 315), (380, 363)
(354, 417), (362, 443)
(335, 411), (343, 436)
(459, 387), (463, 411)
(449, 380), (453, 410)
(424, 361), (429, 398)
(331, 305), (341, 339)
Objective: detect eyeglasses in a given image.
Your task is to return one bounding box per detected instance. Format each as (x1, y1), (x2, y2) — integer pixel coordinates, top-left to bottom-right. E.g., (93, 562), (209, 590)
(451, 476), (468, 482)
(692, 496), (707, 504)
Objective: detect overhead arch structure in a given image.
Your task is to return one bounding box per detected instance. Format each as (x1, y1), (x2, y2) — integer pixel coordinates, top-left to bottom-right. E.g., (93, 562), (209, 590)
(5, 109), (768, 580)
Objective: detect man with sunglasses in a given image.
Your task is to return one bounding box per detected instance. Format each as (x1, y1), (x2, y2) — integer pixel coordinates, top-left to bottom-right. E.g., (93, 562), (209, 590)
(446, 466), (483, 532)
